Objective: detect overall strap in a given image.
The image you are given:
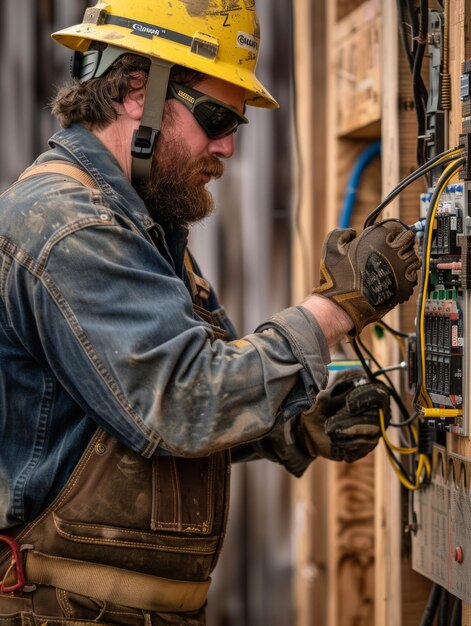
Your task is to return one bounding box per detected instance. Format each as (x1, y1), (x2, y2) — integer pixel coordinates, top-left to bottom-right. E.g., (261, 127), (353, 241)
(184, 249), (210, 302)
(17, 160), (227, 340)
(18, 160), (99, 189)
(184, 250), (228, 340)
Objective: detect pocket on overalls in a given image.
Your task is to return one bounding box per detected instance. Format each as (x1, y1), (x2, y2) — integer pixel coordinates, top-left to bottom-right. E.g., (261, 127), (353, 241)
(0, 593), (32, 626)
(151, 455), (218, 534)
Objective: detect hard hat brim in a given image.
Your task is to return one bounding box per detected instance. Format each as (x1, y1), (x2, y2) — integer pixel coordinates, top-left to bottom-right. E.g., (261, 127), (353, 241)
(52, 25), (279, 109)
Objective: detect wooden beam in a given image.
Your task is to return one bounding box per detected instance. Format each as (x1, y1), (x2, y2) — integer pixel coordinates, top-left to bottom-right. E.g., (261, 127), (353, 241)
(291, 1), (328, 625)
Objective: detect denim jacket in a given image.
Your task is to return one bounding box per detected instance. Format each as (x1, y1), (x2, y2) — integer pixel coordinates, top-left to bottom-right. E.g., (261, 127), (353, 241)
(0, 124), (330, 528)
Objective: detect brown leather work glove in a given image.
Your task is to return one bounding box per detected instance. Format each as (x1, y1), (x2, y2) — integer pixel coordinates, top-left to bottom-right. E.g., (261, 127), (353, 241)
(297, 370), (391, 463)
(312, 219), (420, 336)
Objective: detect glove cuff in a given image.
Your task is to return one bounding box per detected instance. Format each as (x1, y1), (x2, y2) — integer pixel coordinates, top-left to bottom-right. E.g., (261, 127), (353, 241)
(312, 286), (387, 336)
(292, 415), (319, 459)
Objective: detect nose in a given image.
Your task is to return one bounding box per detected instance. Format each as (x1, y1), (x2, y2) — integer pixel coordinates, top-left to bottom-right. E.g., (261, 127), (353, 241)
(208, 133), (235, 159)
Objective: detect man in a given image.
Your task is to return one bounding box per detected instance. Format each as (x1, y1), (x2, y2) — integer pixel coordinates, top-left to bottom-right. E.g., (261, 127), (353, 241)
(0, 1), (419, 625)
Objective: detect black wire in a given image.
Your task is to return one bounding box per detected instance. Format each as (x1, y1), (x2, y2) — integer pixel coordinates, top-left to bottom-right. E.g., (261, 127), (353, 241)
(356, 336), (412, 422)
(364, 152), (463, 228)
(397, 0), (415, 69)
(384, 440), (417, 484)
(419, 583), (443, 626)
(396, 0), (429, 103)
(419, 0), (429, 43)
(353, 336), (417, 445)
(412, 44), (427, 167)
(412, 0), (429, 167)
(396, 0), (429, 169)
(350, 336), (375, 381)
(363, 147), (464, 228)
(377, 320), (410, 338)
(390, 411), (420, 428)
(450, 596), (462, 626)
(437, 587), (450, 626)
(406, 0), (420, 51)
(384, 440), (409, 474)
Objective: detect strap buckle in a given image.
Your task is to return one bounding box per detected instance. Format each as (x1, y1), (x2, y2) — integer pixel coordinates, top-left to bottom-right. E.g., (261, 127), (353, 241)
(0, 535), (35, 592)
(131, 126), (158, 159)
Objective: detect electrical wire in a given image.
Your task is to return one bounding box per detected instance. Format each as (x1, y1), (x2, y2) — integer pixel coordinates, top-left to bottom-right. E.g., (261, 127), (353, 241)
(381, 409), (417, 454)
(376, 320), (410, 339)
(351, 323), (433, 489)
(412, 0), (429, 167)
(396, 0), (429, 169)
(355, 336), (412, 423)
(450, 596), (462, 626)
(352, 333), (429, 489)
(384, 445), (419, 490)
(437, 587), (450, 626)
(339, 141), (382, 228)
(377, 323), (407, 360)
(419, 583), (443, 626)
(363, 146), (464, 228)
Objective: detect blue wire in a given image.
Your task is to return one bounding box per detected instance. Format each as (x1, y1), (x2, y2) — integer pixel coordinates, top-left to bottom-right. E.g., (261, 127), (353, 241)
(338, 140), (382, 228)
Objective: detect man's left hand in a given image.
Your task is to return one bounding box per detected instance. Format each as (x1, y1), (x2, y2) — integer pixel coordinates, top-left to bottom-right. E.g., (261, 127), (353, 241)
(297, 370), (391, 463)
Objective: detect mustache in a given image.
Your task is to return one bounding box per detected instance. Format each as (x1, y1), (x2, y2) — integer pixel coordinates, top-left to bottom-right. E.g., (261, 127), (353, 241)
(195, 156), (225, 179)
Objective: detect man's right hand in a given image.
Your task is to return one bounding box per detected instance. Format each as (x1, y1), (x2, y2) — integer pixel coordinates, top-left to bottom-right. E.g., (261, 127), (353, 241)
(312, 219), (420, 335)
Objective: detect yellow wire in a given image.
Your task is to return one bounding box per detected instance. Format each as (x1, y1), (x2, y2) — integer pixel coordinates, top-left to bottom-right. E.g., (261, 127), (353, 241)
(385, 447), (427, 491)
(423, 454), (431, 477)
(387, 451), (429, 491)
(434, 147), (465, 163)
(380, 408), (417, 454)
(418, 407), (462, 418)
(380, 410), (431, 490)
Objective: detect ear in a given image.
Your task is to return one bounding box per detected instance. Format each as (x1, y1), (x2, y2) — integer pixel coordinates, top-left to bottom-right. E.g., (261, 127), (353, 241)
(122, 85), (146, 121)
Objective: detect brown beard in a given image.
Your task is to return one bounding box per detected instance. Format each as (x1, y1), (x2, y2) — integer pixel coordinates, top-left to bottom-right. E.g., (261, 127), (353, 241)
(139, 135), (225, 228)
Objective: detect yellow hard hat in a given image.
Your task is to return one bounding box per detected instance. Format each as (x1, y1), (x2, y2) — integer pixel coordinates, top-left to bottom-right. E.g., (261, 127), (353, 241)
(52, 0), (278, 109)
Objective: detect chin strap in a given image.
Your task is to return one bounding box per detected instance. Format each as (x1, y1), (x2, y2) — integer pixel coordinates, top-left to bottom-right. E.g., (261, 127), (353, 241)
(131, 57), (173, 189)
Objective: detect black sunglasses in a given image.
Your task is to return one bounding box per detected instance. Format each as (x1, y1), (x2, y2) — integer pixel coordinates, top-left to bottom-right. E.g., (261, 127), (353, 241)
(167, 82), (248, 139)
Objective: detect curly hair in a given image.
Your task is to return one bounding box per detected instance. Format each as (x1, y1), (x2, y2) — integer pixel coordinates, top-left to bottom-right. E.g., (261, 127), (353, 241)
(51, 53), (204, 130)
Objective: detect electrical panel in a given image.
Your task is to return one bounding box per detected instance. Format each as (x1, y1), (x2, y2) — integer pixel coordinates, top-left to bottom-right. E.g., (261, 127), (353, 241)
(419, 181), (471, 436)
(412, 51), (471, 595)
(409, 47), (471, 437)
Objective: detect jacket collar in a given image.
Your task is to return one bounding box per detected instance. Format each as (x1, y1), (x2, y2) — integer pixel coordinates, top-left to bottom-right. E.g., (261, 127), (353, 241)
(46, 124), (190, 273)
(47, 124), (155, 232)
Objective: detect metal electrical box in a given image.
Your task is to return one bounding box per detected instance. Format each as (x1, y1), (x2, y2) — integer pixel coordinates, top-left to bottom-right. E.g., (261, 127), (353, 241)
(412, 445), (471, 603)
(412, 50), (471, 593)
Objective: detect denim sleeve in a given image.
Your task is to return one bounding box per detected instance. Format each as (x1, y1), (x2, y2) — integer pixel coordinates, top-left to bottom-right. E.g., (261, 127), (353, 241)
(230, 416), (314, 477)
(229, 307), (332, 476)
(10, 218), (330, 459)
